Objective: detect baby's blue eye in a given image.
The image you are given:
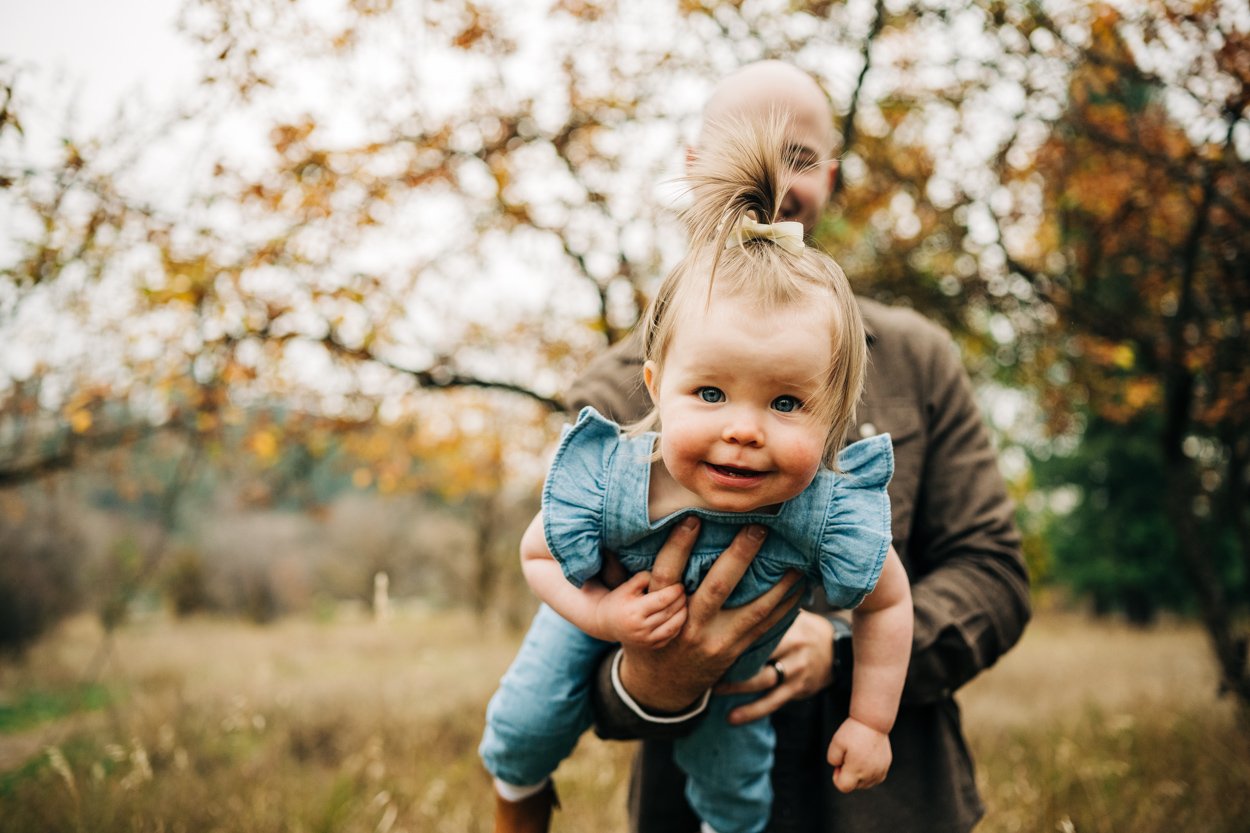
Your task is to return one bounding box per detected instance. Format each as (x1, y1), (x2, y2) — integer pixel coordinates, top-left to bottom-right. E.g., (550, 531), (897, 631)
(772, 396), (802, 413)
(697, 387), (725, 403)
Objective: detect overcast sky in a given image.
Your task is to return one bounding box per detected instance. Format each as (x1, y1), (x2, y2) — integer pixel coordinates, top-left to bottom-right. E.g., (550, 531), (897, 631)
(0, 0), (196, 130)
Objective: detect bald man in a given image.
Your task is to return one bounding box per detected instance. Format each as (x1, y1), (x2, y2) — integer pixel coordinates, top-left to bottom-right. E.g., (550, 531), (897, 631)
(566, 61), (1031, 833)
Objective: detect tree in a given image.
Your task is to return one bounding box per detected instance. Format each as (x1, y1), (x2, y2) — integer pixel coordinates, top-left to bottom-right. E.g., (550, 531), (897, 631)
(1031, 413), (1186, 624)
(1008, 5), (1249, 705)
(0, 484), (84, 654)
(3, 0), (1247, 707)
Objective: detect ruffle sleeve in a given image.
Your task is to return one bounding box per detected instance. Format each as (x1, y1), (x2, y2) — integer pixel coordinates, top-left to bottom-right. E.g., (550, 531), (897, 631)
(541, 407), (621, 588)
(818, 433), (894, 608)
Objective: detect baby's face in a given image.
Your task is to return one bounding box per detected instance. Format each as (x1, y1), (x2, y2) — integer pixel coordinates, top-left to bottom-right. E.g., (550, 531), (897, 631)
(645, 292), (832, 513)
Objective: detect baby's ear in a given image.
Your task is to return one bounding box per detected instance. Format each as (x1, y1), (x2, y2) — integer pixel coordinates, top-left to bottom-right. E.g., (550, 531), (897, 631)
(643, 361), (660, 405)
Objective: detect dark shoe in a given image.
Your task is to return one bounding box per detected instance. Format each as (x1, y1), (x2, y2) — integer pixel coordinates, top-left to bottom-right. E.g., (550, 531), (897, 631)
(494, 781), (559, 833)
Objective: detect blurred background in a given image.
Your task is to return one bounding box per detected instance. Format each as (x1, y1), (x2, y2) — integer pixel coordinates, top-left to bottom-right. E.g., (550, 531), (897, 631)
(1, 1), (1247, 831)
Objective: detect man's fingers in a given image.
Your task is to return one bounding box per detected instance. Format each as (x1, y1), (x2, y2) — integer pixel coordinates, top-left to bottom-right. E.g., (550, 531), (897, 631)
(760, 576), (802, 630)
(731, 569), (802, 651)
(715, 665), (777, 696)
(724, 684), (790, 724)
(650, 517), (699, 592)
(689, 525), (767, 619)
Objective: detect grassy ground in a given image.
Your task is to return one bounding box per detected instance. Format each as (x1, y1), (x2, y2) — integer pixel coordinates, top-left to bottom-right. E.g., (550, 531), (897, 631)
(0, 608), (1246, 832)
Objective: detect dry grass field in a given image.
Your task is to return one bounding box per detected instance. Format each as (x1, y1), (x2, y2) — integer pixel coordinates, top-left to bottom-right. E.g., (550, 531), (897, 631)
(1, 607), (1247, 833)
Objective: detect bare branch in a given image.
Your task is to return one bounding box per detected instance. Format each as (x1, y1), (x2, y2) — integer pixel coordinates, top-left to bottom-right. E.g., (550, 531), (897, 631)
(0, 423), (161, 489)
(320, 333), (563, 412)
(835, 0), (886, 196)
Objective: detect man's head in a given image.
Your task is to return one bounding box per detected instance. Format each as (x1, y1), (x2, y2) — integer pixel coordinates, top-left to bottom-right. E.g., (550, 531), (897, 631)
(694, 61), (838, 235)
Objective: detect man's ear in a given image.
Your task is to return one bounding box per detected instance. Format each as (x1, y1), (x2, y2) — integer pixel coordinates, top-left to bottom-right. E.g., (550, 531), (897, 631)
(643, 361), (660, 405)
(826, 159), (839, 195)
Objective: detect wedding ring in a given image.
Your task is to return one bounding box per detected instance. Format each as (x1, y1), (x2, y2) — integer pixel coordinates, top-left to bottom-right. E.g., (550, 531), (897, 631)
(767, 659), (786, 689)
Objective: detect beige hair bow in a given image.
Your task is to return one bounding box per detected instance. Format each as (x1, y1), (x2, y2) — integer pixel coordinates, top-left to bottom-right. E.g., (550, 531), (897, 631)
(725, 217), (806, 255)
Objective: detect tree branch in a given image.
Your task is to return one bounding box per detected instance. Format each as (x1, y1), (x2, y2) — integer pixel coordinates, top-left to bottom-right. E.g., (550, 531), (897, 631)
(320, 333), (563, 412)
(0, 423), (161, 489)
(834, 0), (886, 196)
(1076, 120), (1250, 228)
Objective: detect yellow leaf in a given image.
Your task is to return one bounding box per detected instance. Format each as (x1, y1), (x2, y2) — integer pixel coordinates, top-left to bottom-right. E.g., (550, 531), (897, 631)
(70, 410), (92, 434)
(250, 429), (279, 461)
(1124, 379), (1159, 410)
(1112, 344), (1134, 370)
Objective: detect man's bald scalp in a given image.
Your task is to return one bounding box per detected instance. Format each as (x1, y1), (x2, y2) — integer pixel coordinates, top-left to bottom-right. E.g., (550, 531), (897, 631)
(702, 61), (837, 156)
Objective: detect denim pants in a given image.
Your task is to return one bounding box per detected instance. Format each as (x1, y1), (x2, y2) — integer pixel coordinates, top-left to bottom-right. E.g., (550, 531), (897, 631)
(479, 604), (611, 787)
(480, 604), (780, 833)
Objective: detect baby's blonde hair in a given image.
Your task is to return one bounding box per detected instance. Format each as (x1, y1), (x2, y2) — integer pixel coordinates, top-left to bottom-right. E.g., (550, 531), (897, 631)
(637, 112), (867, 468)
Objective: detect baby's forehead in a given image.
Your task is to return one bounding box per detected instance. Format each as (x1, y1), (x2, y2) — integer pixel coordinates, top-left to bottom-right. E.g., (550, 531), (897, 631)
(678, 285), (839, 338)
(666, 320), (830, 378)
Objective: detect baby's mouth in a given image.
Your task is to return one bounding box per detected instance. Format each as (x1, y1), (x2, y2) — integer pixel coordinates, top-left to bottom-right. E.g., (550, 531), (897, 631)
(708, 463), (761, 479)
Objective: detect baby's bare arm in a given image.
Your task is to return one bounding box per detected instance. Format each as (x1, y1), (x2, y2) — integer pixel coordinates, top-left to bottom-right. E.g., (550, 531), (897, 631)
(825, 547), (912, 792)
(520, 513), (685, 645)
(846, 547), (912, 734)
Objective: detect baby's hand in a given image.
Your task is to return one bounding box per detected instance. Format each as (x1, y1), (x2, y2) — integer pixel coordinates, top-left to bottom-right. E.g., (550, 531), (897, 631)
(594, 572), (687, 649)
(826, 717), (892, 793)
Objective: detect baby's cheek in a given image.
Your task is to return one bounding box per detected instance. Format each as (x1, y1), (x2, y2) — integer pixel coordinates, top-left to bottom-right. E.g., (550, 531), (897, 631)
(660, 434), (699, 480)
(783, 437), (825, 481)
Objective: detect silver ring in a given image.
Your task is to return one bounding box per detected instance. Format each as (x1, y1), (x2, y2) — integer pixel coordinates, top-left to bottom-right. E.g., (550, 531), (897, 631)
(767, 659), (786, 689)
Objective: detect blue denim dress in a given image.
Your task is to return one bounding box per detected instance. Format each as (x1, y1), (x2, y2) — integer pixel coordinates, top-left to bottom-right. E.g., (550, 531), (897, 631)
(481, 407), (892, 833)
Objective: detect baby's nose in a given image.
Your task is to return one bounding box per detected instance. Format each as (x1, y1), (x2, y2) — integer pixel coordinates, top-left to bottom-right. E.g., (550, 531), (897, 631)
(723, 413), (764, 445)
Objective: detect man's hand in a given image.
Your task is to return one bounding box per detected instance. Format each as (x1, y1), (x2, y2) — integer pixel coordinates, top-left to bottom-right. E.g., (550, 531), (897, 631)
(617, 519), (802, 713)
(715, 610), (835, 724)
(594, 572), (688, 649)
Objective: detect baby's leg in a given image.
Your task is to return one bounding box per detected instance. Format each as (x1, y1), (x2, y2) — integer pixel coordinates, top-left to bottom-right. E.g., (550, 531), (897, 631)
(672, 693), (776, 833)
(479, 603), (613, 790)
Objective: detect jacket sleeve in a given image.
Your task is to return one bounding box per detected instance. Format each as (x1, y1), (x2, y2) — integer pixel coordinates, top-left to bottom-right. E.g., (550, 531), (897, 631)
(589, 647), (710, 740)
(562, 331), (653, 426)
(900, 328), (1031, 703)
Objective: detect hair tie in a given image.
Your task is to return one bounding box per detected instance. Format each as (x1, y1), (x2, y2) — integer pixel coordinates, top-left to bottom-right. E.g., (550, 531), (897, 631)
(725, 218), (805, 255)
